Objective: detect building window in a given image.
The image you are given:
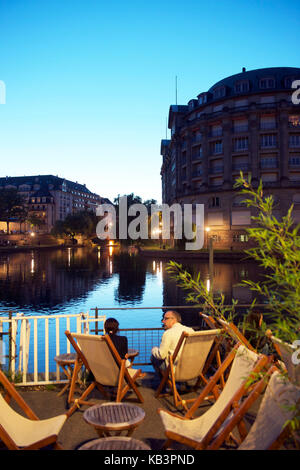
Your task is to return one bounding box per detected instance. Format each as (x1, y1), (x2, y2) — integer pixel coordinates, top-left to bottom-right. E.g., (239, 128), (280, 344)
(261, 134), (277, 148)
(211, 141), (223, 154)
(260, 157), (278, 169)
(209, 197), (221, 208)
(285, 77), (296, 89)
(260, 115), (276, 130)
(233, 119), (248, 133)
(198, 93), (207, 105)
(259, 77), (275, 89)
(289, 134), (300, 148)
(289, 115), (300, 128)
(234, 137), (248, 151)
(234, 80), (249, 93)
(233, 234), (249, 242)
(210, 124), (222, 137)
(213, 86), (226, 99)
(289, 156), (300, 167)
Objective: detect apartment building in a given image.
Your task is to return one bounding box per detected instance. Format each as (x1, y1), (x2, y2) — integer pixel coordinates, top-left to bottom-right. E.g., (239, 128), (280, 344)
(0, 175), (108, 233)
(161, 67), (300, 249)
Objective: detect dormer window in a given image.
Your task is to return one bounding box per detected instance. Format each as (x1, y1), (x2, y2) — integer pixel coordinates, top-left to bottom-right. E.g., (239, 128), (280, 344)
(259, 77), (275, 89)
(198, 93), (208, 105)
(235, 80), (249, 93)
(213, 86), (226, 99)
(285, 76), (297, 89)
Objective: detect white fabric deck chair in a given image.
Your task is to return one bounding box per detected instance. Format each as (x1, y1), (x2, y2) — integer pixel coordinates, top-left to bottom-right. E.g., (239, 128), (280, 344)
(158, 344), (269, 449)
(208, 366), (300, 450)
(155, 329), (222, 411)
(0, 368), (73, 450)
(65, 331), (144, 413)
(268, 334), (300, 386)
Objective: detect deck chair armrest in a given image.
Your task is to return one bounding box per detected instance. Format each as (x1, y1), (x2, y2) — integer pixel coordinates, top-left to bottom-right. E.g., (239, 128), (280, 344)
(157, 408), (190, 421)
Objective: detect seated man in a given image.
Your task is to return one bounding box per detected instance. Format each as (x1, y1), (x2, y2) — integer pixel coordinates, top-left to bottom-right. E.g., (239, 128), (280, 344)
(151, 310), (194, 377)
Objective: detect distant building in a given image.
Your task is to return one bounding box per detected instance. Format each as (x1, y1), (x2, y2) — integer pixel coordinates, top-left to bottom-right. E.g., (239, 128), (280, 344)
(161, 67), (300, 249)
(0, 174), (109, 233)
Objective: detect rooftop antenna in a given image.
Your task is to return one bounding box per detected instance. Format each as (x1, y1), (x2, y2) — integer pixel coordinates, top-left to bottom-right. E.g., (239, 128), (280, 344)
(175, 75), (178, 105)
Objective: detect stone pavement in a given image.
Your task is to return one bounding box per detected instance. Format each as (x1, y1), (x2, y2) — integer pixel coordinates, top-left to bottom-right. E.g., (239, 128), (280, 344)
(7, 372), (223, 451)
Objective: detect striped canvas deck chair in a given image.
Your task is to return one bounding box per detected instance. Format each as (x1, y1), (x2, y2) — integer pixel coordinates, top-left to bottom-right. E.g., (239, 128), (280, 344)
(0, 368), (74, 450)
(208, 366), (300, 450)
(155, 329), (222, 411)
(65, 331), (144, 414)
(158, 344), (270, 450)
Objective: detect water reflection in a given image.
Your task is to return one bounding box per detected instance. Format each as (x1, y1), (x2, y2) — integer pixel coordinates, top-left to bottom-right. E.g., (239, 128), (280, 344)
(0, 248), (265, 322)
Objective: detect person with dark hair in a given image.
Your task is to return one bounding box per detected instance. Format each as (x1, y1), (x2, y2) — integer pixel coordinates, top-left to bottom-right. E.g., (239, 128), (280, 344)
(151, 310), (194, 376)
(104, 317), (128, 361)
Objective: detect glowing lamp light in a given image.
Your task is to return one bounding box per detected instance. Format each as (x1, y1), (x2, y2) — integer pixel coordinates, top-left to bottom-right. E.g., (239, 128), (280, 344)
(205, 227), (210, 232)
(30, 232), (35, 237)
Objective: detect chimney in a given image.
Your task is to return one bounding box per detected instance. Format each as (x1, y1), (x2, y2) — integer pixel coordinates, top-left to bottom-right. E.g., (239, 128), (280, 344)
(242, 67), (246, 73)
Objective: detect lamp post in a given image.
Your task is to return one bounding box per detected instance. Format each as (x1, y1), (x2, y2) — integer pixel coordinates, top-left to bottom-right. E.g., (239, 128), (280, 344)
(206, 227), (214, 291)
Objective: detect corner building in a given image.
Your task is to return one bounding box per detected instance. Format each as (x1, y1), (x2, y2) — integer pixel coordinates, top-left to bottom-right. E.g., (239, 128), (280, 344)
(161, 67), (300, 249)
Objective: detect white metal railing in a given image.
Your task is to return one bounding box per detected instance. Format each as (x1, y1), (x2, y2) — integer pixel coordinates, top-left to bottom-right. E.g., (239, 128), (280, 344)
(0, 312), (106, 386)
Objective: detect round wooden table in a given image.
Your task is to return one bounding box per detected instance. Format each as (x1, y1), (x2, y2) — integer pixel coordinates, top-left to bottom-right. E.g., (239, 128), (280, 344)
(83, 402), (145, 437)
(79, 436), (151, 450)
(54, 353), (78, 397)
(126, 348), (139, 365)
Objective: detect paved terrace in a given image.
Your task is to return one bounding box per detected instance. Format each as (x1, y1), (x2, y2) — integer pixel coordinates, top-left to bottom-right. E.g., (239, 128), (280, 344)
(0, 372), (263, 451)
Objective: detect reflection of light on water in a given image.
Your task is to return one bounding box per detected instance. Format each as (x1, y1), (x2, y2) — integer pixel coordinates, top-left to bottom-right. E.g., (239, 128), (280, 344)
(156, 261), (163, 284)
(153, 261), (156, 271)
(67, 247), (71, 267)
(109, 246), (113, 257)
(30, 257), (35, 274)
(109, 260), (113, 274)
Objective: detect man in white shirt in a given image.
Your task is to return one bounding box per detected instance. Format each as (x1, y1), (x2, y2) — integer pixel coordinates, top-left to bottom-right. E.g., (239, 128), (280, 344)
(151, 310), (194, 376)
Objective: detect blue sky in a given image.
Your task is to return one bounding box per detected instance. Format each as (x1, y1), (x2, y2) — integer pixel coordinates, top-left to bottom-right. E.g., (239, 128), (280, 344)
(0, 0), (299, 203)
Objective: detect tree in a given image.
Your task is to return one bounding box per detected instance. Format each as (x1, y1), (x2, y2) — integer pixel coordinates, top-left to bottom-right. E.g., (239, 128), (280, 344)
(26, 214), (45, 231)
(234, 172), (300, 344)
(51, 211), (97, 242)
(0, 189), (26, 233)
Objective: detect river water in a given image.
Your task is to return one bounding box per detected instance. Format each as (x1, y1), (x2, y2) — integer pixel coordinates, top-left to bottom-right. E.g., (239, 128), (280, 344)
(0, 246), (265, 374)
(0, 246), (264, 327)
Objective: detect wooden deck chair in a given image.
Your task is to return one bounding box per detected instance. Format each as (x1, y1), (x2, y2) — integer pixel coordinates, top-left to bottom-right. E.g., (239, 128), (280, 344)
(158, 344), (270, 450)
(0, 368), (74, 450)
(208, 366), (300, 450)
(65, 331), (144, 413)
(155, 329), (223, 411)
(267, 333), (300, 386)
(215, 317), (256, 352)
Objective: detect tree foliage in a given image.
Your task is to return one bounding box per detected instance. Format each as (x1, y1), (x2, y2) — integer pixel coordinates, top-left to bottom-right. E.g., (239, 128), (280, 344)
(0, 188), (27, 232)
(234, 172), (300, 344)
(51, 211), (97, 240)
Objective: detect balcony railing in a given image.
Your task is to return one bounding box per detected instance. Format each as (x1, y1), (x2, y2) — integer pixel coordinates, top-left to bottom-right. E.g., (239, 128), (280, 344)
(260, 159), (279, 169)
(233, 125), (248, 133)
(192, 170), (203, 178)
(288, 159), (300, 167)
(260, 123), (277, 130)
(209, 129), (223, 137)
(192, 153), (203, 161)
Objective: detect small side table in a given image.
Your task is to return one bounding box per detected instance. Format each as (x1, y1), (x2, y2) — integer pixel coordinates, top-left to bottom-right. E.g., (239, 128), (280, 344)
(79, 436), (150, 450)
(126, 348), (139, 366)
(83, 402), (145, 437)
(54, 353), (78, 397)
